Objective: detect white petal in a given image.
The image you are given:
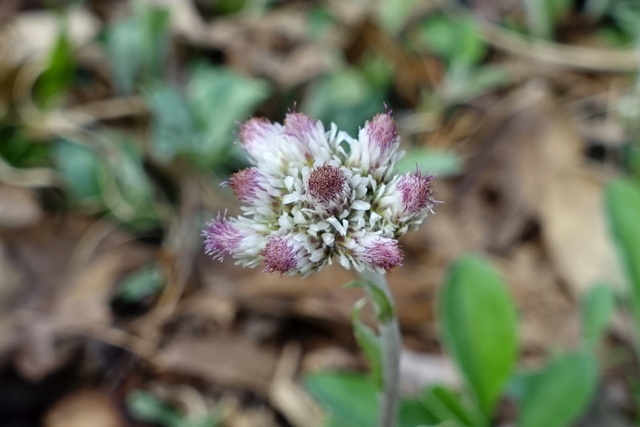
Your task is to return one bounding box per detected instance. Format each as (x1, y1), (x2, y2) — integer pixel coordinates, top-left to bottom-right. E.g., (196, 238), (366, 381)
(351, 200), (370, 210)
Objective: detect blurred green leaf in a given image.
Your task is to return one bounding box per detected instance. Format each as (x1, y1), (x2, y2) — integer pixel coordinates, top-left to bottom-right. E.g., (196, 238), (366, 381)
(106, 4), (169, 94)
(378, 0), (422, 35)
(581, 282), (615, 349)
(37, 27), (75, 106)
(0, 127), (50, 168)
(187, 66), (270, 166)
(305, 371), (378, 427)
(399, 398), (441, 427)
(127, 391), (186, 427)
(138, 4), (170, 78)
(418, 14), (486, 68)
(110, 137), (157, 221)
(147, 85), (198, 163)
(611, 1), (640, 37)
(394, 149), (461, 177)
(439, 255), (518, 417)
(351, 299), (383, 390)
(445, 65), (509, 103)
(305, 371), (444, 427)
(307, 6), (334, 39)
(117, 264), (164, 303)
(605, 179), (640, 330)
(106, 18), (141, 94)
(53, 139), (102, 203)
(517, 352), (598, 427)
(346, 280), (395, 324)
(303, 69), (386, 136)
(421, 385), (481, 427)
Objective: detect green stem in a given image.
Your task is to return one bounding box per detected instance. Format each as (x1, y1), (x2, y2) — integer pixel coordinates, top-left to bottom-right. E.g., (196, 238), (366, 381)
(359, 269), (401, 427)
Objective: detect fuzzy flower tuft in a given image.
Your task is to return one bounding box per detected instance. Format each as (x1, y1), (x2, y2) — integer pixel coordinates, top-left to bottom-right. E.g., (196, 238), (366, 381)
(202, 111), (437, 276)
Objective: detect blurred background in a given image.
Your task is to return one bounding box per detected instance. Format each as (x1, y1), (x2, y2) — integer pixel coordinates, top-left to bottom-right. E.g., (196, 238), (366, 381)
(2, 0), (640, 426)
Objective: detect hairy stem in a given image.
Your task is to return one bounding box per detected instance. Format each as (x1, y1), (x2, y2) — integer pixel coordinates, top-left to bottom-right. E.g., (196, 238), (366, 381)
(359, 269), (401, 427)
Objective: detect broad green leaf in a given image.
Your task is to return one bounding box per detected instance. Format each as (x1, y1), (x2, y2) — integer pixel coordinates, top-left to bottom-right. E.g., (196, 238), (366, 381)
(138, 4), (170, 79)
(302, 69), (386, 136)
(418, 14), (486, 67)
(146, 85), (197, 163)
(517, 352), (598, 427)
(605, 179), (640, 329)
(399, 398), (440, 427)
(439, 255), (518, 416)
(581, 282), (615, 349)
(53, 139), (102, 202)
(345, 280), (394, 324)
(127, 390), (186, 427)
(108, 136), (157, 222)
(304, 371), (378, 427)
(105, 4), (169, 94)
(106, 18), (141, 94)
(378, 0), (422, 35)
(421, 385), (482, 427)
(394, 149), (461, 177)
(38, 27), (75, 106)
(187, 66), (269, 166)
(117, 264), (164, 303)
(352, 298), (384, 390)
(445, 65), (510, 103)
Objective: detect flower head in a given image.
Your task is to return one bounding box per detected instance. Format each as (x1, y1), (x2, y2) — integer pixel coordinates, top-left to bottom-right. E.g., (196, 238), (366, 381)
(202, 110), (437, 276)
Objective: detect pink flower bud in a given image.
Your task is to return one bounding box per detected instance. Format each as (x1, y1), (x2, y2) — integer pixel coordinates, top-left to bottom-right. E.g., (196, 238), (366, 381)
(228, 167), (265, 204)
(349, 112), (400, 174)
(285, 112), (316, 142)
(307, 165), (348, 205)
(262, 236), (303, 275)
(396, 171), (435, 216)
(239, 118), (285, 161)
(352, 234), (404, 271)
(202, 215), (243, 261)
(367, 113), (398, 159)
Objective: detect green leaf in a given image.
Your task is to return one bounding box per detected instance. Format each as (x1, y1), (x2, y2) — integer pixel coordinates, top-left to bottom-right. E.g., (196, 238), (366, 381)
(351, 298), (384, 390)
(418, 14), (486, 67)
(117, 264), (164, 303)
(53, 139), (102, 203)
(345, 280), (394, 324)
(187, 66), (270, 166)
(605, 179), (640, 329)
(302, 69), (386, 136)
(439, 255), (518, 416)
(37, 27), (75, 106)
(138, 4), (170, 79)
(127, 390), (186, 427)
(421, 385), (481, 427)
(399, 398), (440, 427)
(581, 282), (615, 349)
(304, 371), (378, 427)
(146, 85), (198, 163)
(109, 136), (157, 221)
(517, 352), (598, 427)
(106, 18), (141, 94)
(394, 149), (461, 177)
(378, 0), (422, 35)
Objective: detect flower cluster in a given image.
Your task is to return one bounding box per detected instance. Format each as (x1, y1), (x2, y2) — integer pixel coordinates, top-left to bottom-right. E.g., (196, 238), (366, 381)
(202, 111), (436, 276)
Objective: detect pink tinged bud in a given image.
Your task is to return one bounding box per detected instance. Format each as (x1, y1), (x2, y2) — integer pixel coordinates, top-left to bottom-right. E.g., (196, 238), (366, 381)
(262, 236), (300, 275)
(284, 112), (316, 142)
(202, 215), (243, 261)
(366, 113), (398, 162)
(239, 118), (282, 159)
(229, 167), (264, 203)
(307, 165), (347, 204)
(354, 235), (404, 271)
(396, 172), (435, 215)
